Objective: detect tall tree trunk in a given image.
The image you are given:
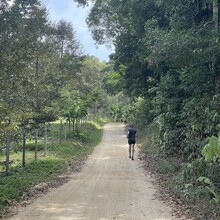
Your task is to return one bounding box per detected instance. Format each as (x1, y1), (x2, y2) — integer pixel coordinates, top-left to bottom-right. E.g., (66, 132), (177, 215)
(213, 0), (220, 95)
(35, 57), (40, 112)
(213, 0), (219, 30)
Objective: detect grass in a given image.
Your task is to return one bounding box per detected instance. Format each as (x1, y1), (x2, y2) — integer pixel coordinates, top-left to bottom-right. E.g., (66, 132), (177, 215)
(0, 157), (65, 209)
(0, 119), (105, 216)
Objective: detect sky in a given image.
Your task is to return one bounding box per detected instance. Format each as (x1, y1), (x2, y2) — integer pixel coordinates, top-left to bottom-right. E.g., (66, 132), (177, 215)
(40, 0), (113, 62)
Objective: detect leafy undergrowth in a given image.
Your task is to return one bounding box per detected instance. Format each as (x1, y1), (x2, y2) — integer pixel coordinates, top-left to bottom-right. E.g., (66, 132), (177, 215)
(138, 123), (220, 220)
(0, 120), (105, 219)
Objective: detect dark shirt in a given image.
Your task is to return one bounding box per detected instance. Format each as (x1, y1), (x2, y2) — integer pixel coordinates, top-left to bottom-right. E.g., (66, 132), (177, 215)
(128, 128), (136, 141)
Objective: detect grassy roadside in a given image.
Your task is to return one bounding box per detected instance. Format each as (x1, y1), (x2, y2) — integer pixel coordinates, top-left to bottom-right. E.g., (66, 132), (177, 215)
(0, 118), (107, 218)
(138, 122), (220, 220)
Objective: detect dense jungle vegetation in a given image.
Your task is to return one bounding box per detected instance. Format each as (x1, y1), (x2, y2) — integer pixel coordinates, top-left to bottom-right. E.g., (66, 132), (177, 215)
(1, 0), (220, 219)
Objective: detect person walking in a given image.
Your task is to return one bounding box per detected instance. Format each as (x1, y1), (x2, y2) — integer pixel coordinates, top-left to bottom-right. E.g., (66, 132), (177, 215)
(127, 124), (136, 160)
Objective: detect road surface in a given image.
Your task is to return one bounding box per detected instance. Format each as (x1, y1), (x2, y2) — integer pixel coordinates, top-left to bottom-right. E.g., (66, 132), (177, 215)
(8, 123), (174, 220)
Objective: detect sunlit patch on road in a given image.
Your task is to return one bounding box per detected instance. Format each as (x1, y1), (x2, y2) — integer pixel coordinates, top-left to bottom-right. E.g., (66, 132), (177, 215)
(93, 156), (110, 160)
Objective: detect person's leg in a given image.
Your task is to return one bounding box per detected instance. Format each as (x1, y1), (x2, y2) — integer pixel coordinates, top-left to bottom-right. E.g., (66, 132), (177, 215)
(131, 144), (135, 160)
(129, 144), (131, 158)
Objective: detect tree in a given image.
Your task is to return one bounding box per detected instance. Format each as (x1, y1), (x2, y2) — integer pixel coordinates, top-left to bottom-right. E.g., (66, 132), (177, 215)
(30, 20), (83, 125)
(56, 20), (81, 58)
(0, 0), (49, 131)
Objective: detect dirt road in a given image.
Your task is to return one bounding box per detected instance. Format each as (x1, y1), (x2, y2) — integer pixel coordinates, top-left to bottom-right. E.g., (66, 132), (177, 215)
(8, 123), (174, 220)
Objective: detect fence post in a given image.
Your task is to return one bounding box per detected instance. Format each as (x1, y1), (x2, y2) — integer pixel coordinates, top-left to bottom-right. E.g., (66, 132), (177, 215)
(75, 118), (78, 131)
(52, 123), (54, 148)
(68, 118), (71, 137)
(64, 122), (67, 141)
(35, 129), (38, 160)
(59, 120), (63, 144)
(5, 131), (10, 176)
(44, 125), (47, 155)
(22, 129), (26, 167)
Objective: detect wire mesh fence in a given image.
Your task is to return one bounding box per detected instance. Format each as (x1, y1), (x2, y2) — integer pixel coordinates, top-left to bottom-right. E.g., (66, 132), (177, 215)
(0, 118), (88, 176)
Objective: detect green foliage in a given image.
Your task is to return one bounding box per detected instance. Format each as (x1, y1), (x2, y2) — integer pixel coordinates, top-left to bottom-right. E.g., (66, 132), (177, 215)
(0, 0), (109, 147)
(141, 121), (161, 155)
(102, 71), (124, 95)
(183, 176), (220, 205)
(106, 92), (131, 122)
(181, 135), (220, 208)
(0, 1), (68, 135)
(202, 136), (220, 162)
(183, 158), (207, 182)
(72, 121), (104, 147)
(0, 0), (51, 136)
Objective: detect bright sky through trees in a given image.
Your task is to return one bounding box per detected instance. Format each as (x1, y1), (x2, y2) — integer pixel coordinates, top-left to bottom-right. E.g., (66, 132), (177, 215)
(40, 0), (113, 61)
